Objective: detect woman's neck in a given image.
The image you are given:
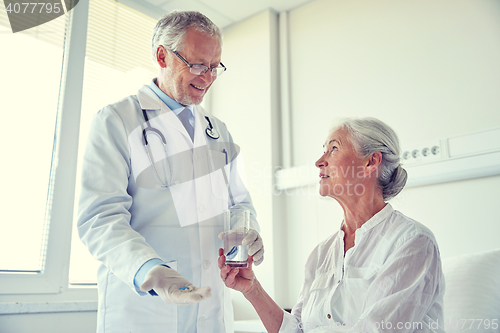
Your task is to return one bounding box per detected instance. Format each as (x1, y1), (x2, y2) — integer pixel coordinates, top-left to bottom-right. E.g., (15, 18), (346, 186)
(340, 195), (386, 237)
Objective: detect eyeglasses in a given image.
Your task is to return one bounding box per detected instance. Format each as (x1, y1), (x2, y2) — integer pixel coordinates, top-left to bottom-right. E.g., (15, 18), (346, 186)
(171, 49), (226, 77)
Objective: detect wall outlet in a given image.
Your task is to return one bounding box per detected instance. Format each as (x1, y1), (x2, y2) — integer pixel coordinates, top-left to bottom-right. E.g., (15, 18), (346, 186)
(401, 140), (443, 166)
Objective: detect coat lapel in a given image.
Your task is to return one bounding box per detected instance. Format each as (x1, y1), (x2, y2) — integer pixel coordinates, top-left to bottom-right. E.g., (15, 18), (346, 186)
(136, 85), (192, 143)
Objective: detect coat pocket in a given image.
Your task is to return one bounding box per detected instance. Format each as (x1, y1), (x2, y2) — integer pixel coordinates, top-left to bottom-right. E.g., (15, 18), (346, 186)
(209, 150), (230, 201)
(103, 268), (179, 332)
(165, 260), (178, 271)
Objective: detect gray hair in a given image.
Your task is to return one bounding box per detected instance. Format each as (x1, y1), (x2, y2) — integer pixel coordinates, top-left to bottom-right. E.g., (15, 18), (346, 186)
(151, 10), (222, 60)
(332, 117), (408, 201)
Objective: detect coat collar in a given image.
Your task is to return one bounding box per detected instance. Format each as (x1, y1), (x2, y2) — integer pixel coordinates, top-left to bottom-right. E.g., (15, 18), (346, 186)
(137, 84), (214, 146)
(137, 84), (164, 111)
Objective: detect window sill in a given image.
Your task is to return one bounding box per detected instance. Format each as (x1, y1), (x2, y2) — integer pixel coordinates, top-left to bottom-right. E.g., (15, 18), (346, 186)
(0, 300), (97, 315)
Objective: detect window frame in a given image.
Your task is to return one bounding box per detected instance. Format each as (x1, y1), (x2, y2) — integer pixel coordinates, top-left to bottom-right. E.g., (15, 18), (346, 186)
(0, 0), (91, 296)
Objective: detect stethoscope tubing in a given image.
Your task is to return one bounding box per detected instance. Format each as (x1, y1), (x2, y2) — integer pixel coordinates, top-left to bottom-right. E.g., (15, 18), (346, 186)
(140, 109), (224, 190)
(141, 109), (171, 188)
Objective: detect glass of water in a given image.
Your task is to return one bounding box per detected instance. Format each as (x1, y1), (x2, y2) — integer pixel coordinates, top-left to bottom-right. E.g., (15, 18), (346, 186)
(223, 209), (250, 268)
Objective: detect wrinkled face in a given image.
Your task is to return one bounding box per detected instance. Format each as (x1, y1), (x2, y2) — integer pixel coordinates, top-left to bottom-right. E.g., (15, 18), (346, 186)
(160, 28), (222, 105)
(315, 129), (368, 199)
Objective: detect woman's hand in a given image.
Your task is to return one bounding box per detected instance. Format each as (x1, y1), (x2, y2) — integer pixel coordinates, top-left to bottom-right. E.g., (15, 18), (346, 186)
(218, 248), (256, 295)
(219, 249), (285, 333)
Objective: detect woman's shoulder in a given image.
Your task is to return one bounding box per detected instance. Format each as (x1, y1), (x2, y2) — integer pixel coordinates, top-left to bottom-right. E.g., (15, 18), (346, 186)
(311, 230), (340, 255)
(304, 231), (342, 273)
(385, 209), (439, 249)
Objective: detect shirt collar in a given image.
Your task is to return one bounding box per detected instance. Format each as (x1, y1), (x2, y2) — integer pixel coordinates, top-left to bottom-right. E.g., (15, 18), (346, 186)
(148, 78), (195, 117)
(339, 203), (394, 235)
(357, 203), (394, 234)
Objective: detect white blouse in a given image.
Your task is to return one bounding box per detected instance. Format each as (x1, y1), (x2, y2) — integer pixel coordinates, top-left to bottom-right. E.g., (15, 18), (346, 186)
(279, 204), (445, 333)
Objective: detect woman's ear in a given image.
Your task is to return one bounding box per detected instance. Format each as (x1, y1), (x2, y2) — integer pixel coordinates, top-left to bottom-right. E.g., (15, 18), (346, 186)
(156, 45), (168, 68)
(365, 151), (382, 177)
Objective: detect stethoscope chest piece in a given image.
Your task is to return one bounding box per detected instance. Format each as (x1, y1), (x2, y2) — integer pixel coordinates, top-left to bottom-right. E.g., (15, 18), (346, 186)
(204, 115), (220, 139)
(206, 127), (220, 139)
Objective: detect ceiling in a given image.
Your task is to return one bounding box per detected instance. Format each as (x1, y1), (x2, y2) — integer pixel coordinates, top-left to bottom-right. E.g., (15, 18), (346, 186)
(119, 0), (315, 29)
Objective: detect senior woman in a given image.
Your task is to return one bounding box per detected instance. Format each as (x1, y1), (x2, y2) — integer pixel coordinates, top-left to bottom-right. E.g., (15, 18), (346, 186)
(218, 117), (445, 333)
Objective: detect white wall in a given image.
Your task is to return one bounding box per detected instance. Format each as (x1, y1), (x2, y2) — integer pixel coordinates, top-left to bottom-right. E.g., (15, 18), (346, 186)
(0, 289), (98, 332)
(283, 0), (500, 308)
(288, 0), (500, 167)
(0, 311), (97, 333)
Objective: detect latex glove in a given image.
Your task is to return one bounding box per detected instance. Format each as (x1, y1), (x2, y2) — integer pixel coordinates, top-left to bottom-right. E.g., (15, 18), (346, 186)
(219, 228), (264, 266)
(140, 265), (211, 305)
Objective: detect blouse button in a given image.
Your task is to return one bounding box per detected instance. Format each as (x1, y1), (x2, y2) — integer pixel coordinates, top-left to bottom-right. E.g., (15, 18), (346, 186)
(327, 314), (331, 319)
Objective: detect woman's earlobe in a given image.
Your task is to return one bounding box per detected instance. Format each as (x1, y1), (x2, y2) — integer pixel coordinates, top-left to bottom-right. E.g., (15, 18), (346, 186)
(365, 152), (382, 177)
(368, 152), (382, 167)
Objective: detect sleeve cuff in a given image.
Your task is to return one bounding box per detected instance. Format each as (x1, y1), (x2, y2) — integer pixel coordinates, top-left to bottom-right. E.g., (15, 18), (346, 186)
(279, 309), (302, 333)
(133, 258), (166, 295)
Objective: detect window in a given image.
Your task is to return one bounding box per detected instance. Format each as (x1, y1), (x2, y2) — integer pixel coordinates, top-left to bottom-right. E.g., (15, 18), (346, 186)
(0, 4), (67, 273)
(0, 0), (172, 295)
(69, 0), (158, 284)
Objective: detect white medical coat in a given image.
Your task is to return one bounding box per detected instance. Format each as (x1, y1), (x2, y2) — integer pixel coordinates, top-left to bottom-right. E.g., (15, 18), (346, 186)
(280, 204), (445, 333)
(78, 85), (258, 333)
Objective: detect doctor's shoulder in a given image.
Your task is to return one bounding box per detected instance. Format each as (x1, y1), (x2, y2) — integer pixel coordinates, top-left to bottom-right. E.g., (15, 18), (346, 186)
(93, 94), (143, 125)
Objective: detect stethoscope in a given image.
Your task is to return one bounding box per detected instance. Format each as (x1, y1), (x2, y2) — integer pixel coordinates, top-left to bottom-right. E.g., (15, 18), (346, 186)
(141, 109), (221, 188)
(204, 116), (220, 140)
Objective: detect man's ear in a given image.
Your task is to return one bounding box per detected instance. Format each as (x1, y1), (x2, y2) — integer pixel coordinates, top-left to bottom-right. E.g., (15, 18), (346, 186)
(365, 151), (382, 177)
(156, 45), (168, 68)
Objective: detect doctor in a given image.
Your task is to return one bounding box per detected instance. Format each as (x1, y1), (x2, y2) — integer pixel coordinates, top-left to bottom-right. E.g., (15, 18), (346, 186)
(78, 10), (264, 333)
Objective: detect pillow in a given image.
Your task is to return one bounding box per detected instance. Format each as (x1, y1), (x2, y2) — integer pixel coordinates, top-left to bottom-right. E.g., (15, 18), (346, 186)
(442, 248), (500, 333)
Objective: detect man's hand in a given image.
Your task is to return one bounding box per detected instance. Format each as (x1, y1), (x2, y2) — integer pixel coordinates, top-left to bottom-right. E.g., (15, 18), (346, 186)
(242, 229), (264, 265)
(140, 265), (211, 305)
(219, 228), (264, 265)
